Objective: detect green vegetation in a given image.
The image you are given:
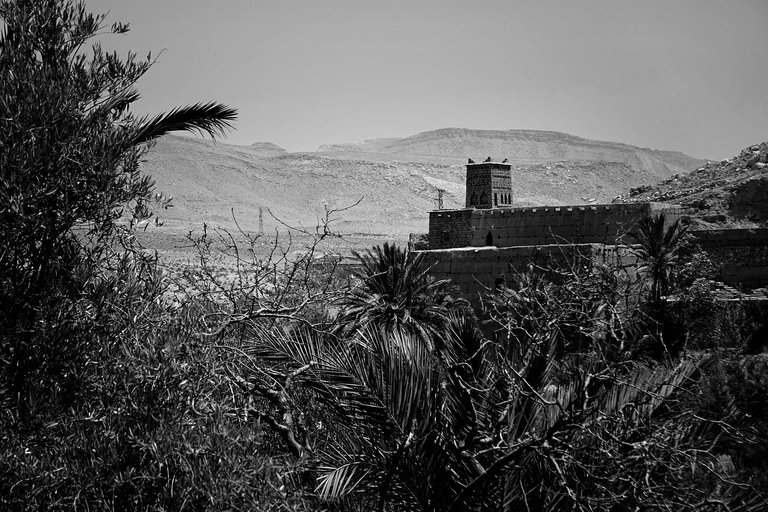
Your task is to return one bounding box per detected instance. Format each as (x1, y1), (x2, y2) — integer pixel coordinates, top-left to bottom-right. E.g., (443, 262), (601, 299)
(1, 1), (767, 511)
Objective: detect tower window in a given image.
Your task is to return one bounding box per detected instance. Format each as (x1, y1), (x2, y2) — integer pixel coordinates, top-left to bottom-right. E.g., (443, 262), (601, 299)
(494, 193), (498, 206)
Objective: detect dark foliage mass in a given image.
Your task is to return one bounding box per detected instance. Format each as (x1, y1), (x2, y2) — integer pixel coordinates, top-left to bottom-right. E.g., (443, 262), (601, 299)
(1, 1), (767, 511)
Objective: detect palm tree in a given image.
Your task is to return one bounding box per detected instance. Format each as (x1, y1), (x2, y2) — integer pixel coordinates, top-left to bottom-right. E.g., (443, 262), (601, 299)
(335, 243), (464, 343)
(245, 316), (503, 510)
(630, 213), (690, 306)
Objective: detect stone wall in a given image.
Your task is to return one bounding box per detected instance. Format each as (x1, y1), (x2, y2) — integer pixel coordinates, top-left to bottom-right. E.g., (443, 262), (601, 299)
(429, 202), (686, 250)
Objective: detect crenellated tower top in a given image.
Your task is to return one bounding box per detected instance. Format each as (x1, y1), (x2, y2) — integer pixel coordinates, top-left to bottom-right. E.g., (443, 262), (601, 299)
(465, 158), (512, 209)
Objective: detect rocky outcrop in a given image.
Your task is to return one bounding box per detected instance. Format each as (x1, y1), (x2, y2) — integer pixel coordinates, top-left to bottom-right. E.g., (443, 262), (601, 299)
(619, 142), (768, 227)
(729, 177), (768, 221)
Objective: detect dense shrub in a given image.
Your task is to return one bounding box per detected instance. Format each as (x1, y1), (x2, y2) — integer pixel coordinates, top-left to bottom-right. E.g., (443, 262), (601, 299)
(0, 251), (323, 510)
(667, 278), (754, 351)
(685, 355), (768, 495)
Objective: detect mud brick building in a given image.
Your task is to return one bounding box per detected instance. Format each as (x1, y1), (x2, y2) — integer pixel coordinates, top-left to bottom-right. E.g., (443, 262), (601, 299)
(465, 160), (513, 209)
(415, 159), (768, 299)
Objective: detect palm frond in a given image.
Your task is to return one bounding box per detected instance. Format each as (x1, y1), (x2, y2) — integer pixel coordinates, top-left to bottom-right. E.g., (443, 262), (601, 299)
(242, 322), (327, 369)
(133, 101), (237, 144)
(332, 328), (437, 435)
(316, 461), (374, 500)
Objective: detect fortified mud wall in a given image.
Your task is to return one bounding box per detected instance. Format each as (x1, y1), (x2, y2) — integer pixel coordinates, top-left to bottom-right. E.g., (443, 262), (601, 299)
(417, 244), (638, 300)
(428, 209), (474, 249)
(428, 202), (685, 250)
(418, 228), (768, 303)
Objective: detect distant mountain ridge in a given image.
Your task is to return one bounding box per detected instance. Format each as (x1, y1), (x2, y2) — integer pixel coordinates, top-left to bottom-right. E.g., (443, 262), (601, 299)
(139, 129), (706, 239)
(248, 142), (286, 156)
(317, 128), (705, 181)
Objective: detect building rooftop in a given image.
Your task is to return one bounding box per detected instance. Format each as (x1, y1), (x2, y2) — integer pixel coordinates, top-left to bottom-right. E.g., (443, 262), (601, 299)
(466, 161), (510, 166)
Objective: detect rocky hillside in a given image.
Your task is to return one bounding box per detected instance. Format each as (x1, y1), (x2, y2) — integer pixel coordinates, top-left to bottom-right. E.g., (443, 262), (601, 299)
(142, 135), (457, 237)
(620, 141), (768, 227)
(139, 130), (706, 240)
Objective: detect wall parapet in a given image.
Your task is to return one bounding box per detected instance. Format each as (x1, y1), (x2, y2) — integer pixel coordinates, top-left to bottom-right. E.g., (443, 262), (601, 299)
(428, 202), (685, 250)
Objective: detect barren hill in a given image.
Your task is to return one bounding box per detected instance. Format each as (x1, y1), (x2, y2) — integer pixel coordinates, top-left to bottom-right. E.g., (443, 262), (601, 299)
(619, 141), (768, 228)
(142, 135), (458, 237)
(139, 130), (706, 242)
(247, 142), (287, 157)
(318, 128), (704, 182)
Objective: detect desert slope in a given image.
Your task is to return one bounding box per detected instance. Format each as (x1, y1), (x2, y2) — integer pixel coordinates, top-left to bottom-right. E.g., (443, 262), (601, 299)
(142, 135), (455, 237)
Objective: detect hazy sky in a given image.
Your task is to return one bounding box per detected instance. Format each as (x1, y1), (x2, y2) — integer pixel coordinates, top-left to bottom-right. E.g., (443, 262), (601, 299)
(94, 0), (768, 159)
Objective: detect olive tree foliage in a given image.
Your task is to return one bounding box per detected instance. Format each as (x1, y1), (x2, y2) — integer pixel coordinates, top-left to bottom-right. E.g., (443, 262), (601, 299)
(0, 0), (236, 413)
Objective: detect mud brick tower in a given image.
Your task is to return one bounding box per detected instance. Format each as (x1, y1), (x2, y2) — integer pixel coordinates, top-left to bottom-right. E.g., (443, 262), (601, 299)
(465, 159), (513, 209)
